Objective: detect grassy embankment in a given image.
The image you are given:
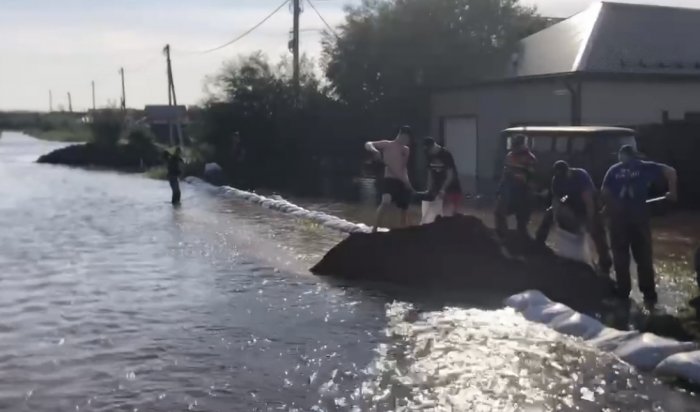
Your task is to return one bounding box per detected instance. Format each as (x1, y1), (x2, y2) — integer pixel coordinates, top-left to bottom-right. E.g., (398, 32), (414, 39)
(0, 111), (92, 142)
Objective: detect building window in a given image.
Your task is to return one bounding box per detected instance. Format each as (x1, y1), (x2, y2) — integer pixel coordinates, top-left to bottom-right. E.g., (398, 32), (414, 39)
(571, 137), (588, 153)
(532, 136), (553, 152)
(555, 137), (569, 153)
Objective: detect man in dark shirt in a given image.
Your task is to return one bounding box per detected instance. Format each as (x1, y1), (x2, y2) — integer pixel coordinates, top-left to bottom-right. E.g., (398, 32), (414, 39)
(165, 147), (184, 205)
(536, 161), (612, 274)
(602, 145), (677, 304)
(423, 137), (463, 217)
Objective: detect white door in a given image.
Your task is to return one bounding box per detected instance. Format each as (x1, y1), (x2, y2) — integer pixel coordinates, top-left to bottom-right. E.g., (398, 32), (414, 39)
(443, 117), (478, 193)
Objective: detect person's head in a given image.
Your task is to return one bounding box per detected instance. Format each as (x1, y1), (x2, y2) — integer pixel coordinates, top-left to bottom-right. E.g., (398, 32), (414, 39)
(511, 134), (527, 150)
(553, 160), (570, 179)
(618, 144), (637, 164)
(422, 137), (440, 155)
(396, 125), (413, 145)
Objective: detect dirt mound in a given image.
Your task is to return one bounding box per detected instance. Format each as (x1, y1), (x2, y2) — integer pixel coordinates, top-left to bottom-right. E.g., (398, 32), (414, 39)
(311, 215), (616, 313)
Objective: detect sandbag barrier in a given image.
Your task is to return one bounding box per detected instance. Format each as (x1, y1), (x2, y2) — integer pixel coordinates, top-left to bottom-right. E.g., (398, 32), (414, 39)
(185, 177), (378, 234)
(506, 290), (700, 384)
(186, 177), (700, 386)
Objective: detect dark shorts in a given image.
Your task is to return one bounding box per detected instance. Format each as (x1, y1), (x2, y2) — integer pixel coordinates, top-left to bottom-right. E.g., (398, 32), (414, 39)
(381, 178), (410, 210)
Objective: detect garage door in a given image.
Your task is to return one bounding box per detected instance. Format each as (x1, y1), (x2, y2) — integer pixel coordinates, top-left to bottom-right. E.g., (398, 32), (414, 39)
(443, 117), (478, 193)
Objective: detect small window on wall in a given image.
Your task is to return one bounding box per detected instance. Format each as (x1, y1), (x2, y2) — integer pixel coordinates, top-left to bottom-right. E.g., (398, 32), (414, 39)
(571, 137), (588, 153)
(532, 136), (553, 152)
(555, 137), (569, 153)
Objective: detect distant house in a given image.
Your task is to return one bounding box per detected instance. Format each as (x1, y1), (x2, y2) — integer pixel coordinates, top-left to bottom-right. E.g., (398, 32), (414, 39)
(431, 1), (700, 193)
(143, 105), (188, 145)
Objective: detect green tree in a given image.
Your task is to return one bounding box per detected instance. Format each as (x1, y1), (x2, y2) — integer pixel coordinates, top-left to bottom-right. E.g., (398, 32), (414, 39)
(198, 52), (340, 188)
(322, 0), (548, 129)
(90, 109), (123, 146)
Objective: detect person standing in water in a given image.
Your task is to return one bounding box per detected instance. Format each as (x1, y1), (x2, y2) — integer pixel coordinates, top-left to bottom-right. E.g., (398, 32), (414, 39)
(165, 147), (184, 205)
(365, 126), (413, 232)
(601, 145), (677, 304)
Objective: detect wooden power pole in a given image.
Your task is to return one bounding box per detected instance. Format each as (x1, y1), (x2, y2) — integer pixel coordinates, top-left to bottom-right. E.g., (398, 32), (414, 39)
(163, 44), (183, 147)
(49, 90), (53, 112)
(292, 0), (301, 98)
(91, 81), (96, 111)
(67, 92), (73, 113)
(119, 67), (126, 112)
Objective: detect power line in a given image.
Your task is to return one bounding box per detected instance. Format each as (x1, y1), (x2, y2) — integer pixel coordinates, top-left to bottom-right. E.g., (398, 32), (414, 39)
(198, 0), (291, 55)
(306, 0), (339, 38)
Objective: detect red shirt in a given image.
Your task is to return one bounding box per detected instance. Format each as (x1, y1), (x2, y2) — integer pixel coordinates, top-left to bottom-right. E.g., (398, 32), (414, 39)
(504, 149), (537, 182)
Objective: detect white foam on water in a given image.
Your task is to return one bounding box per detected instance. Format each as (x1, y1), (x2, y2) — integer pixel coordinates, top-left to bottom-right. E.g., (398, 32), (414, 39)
(186, 177), (378, 234)
(506, 290), (700, 382)
(187, 178), (700, 387)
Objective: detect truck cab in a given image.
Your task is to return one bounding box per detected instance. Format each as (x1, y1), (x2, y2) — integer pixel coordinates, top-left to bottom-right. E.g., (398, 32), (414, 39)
(497, 126), (638, 193)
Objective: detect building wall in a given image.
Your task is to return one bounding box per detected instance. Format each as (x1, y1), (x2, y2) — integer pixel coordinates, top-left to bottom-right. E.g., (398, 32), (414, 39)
(581, 81), (700, 126)
(432, 78), (700, 193)
(431, 78), (571, 191)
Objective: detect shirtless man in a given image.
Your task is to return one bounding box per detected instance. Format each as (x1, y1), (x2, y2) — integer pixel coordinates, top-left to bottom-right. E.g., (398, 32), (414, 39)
(365, 126), (413, 232)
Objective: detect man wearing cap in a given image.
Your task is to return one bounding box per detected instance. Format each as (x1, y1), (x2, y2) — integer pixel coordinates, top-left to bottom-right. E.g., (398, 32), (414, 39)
(536, 161), (612, 274)
(365, 126), (414, 232)
(421, 137), (463, 220)
(495, 134), (537, 238)
(601, 145), (677, 304)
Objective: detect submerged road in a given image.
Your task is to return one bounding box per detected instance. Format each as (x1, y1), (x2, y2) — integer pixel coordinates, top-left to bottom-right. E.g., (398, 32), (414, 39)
(0, 132), (698, 411)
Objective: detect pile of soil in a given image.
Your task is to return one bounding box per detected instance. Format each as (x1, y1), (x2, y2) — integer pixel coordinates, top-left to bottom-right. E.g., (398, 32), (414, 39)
(37, 142), (161, 170)
(311, 215), (617, 313)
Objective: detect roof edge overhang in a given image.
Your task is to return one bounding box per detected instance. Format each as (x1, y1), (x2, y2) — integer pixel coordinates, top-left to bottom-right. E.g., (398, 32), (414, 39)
(433, 71), (700, 95)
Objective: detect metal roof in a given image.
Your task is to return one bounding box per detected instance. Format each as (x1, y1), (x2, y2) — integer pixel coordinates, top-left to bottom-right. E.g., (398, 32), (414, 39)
(502, 126), (636, 136)
(507, 1), (700, 78)
(144, 105), (187, 122)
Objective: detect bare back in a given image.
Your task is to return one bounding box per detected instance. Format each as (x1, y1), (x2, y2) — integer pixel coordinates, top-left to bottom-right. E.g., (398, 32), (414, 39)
(373, 140), (410, 182)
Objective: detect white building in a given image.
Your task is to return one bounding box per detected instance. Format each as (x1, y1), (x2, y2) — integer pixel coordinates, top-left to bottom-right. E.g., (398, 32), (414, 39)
(431, 1), (700, 194)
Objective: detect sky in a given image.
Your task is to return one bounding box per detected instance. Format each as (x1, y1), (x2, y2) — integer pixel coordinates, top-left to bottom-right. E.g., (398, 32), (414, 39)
(1, 0), (699, 111)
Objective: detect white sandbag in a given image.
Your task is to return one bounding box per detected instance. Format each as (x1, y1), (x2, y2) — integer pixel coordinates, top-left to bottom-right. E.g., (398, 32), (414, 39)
(586, 328), (641, 351)
(523, 302), (576, 324)
(655, 350), (700, 383)
(550, 227), (593, 266)
(548, 312), (604, 340)
(504, 290), (551, 311)
(613, 333), (697, 371)
(421, 198), (443, 225)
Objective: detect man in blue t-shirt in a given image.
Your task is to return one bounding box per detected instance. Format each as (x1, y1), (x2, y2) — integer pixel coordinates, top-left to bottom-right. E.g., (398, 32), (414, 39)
(601, 145), (677, 304)
(535, 161), (612, 274)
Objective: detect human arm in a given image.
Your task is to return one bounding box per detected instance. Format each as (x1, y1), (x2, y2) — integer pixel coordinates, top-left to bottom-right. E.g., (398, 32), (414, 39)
(661, 164), (678, 202)
(600, 167), (614, 214)
(402, 146), (414, 191)
(438, 151), (456, 196)
(425, 168), (435, 195)
(581, 189), (595, 225)
(364, 140), (388, 159)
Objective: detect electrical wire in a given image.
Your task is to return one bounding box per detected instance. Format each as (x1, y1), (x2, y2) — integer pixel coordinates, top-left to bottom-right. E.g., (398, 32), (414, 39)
(305, 0), (339, 38)
(197, 0), (291, 54)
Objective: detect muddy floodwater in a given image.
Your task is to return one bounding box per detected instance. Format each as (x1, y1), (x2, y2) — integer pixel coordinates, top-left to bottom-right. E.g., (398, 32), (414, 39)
(1, 132), (700, 411)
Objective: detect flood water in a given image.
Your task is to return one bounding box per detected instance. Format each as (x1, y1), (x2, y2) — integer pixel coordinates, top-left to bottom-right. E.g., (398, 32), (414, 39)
(1, 132), (699, 411)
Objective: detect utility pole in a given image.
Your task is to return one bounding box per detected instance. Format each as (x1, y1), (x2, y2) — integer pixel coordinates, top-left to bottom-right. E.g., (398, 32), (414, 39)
(292, 0), (301, 99)
(91, 81), (96, 111)
(67, 92), (73, 113)
(49, 90), (53, 112)
(163, 44), (183, 146)
(119, 67), (126, 112)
